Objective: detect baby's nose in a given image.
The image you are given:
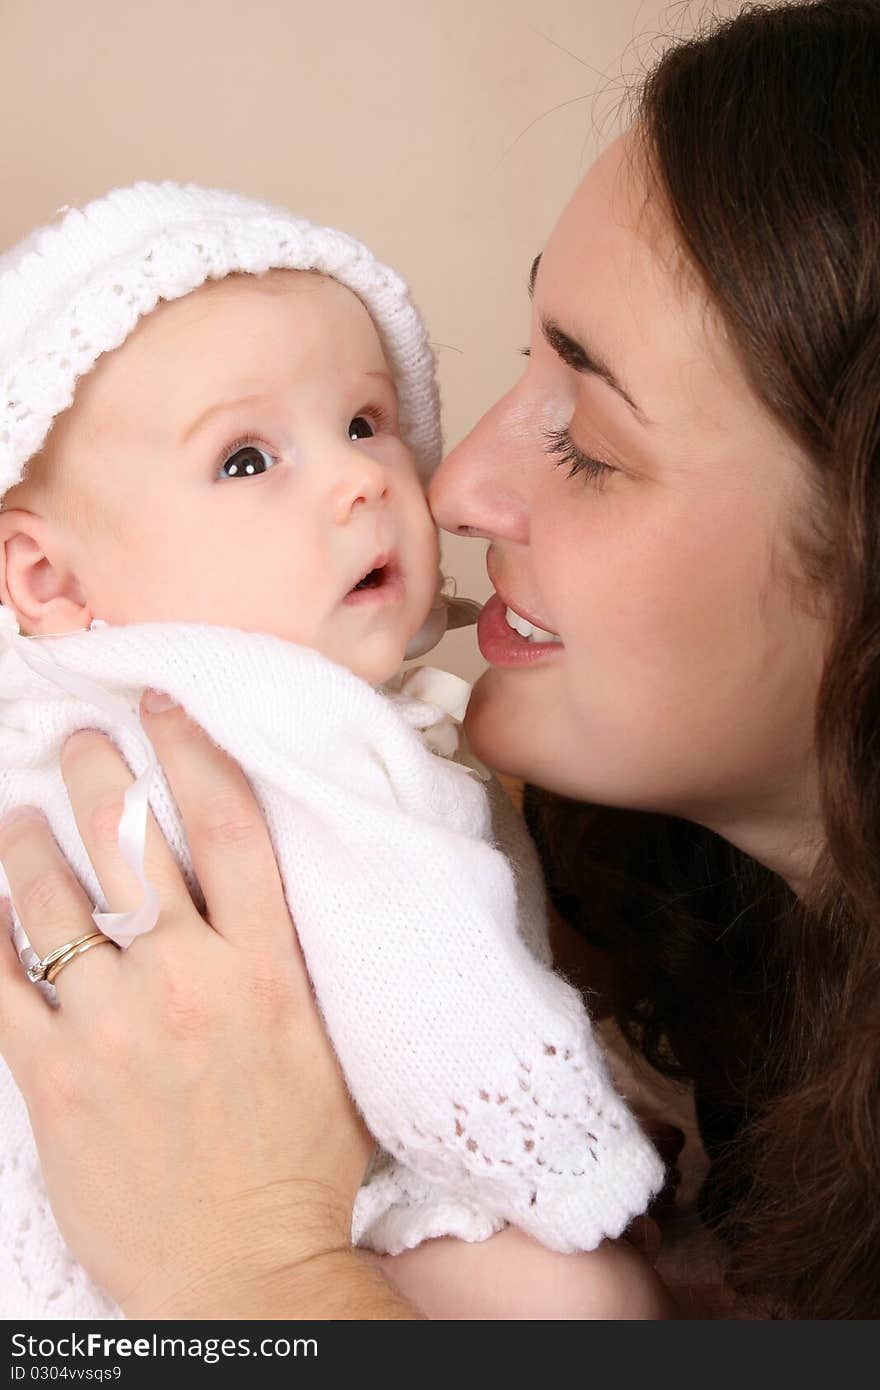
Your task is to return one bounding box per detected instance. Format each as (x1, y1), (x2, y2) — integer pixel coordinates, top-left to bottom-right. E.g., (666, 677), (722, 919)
(331, 456), (389, 524)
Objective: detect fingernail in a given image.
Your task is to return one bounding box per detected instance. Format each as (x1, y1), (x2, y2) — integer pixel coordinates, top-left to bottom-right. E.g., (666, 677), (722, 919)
(141, 688), (178, 714)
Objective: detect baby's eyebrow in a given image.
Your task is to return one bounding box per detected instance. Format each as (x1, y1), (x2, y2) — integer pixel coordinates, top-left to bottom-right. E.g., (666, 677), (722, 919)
(180, 393), (267, 445)
(180, 371), (396, 445)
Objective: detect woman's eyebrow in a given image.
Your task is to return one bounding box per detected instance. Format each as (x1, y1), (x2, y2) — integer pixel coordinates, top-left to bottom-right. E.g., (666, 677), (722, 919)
(528, 252), (652, 427)
(541, 320), (650, 425)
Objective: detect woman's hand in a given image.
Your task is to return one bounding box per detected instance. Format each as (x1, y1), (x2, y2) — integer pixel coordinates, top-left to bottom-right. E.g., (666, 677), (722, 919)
(0, 693), (374, 1319)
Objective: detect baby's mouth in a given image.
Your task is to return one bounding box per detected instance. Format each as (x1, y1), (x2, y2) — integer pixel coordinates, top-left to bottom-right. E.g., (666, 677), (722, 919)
(343, 553), (404, 602)
(351, 566), (387, 592)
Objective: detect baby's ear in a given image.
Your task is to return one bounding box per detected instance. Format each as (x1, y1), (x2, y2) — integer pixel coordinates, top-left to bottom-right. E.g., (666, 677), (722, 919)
(0, 507), (90, 636)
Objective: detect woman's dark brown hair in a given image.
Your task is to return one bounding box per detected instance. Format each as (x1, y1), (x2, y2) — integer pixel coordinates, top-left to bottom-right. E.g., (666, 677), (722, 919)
(526, 0), (880, 1318)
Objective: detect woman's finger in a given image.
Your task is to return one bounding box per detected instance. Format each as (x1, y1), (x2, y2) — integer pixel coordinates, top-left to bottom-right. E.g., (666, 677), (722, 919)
(138, 694), (294, 953)
(0, 897), (53, 1075)
(59, 727), (196, 927)
(0, 810), (120, 1000)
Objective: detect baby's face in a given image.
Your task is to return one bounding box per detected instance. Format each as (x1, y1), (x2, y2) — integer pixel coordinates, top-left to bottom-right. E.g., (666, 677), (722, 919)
(42, 270), (439, 683)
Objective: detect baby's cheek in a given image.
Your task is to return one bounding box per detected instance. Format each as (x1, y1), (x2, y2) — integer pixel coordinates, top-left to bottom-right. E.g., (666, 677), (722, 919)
(87, 528), (181, 624)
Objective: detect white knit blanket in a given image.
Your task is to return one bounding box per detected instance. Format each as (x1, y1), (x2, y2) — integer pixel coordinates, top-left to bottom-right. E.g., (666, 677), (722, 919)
(0, 615), (664, 1318)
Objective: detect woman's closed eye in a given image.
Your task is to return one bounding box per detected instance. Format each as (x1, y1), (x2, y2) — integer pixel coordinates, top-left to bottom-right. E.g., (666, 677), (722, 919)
(543, 425), (617, 489)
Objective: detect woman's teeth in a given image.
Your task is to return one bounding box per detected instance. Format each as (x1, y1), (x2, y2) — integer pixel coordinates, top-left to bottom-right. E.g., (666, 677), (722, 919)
(504, 606), (563, 644)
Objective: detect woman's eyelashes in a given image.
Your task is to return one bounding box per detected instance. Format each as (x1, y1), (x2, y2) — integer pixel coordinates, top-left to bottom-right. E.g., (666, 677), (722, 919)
(543, 425), (616, 489)
(215, 407), (392, 480)
(520, 346), (615, 490)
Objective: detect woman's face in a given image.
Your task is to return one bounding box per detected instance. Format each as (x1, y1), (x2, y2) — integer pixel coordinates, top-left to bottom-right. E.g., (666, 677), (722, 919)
(430, 135), (828, 858)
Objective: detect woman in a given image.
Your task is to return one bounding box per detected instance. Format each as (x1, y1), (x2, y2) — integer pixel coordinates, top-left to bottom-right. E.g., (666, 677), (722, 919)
(1, 0), (877, 1319)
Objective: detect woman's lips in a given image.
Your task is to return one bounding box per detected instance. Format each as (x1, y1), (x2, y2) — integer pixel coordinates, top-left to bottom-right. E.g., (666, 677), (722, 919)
(477, 592), (565, 667)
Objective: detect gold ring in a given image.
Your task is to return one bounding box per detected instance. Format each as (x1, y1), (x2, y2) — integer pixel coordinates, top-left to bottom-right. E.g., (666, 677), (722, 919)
(26, 931), (117, 985)
(45, 934), (117, 984)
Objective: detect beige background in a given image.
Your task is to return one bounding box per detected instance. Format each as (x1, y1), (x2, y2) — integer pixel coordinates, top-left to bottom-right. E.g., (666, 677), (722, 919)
(1, 0), (741, 680)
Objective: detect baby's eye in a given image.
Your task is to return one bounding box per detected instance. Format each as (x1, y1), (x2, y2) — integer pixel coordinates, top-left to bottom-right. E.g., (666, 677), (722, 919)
(217, 442), (277, 480)
(349, 415), (376, 441)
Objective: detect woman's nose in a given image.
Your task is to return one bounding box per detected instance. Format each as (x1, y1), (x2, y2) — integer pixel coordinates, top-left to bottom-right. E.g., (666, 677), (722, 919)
(330, 452), (389, 525)
(428, 393), (530, 544)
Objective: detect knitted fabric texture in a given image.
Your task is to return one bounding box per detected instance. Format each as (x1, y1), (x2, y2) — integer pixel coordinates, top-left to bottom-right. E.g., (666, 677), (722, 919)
(0, 181), (441, 496)
(0, 619), (665, 1318)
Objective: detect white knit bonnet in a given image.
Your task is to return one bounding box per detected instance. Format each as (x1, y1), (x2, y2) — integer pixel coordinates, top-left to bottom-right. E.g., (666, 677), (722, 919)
(0, 180), (442, 505)
(0, 180), (472, 656)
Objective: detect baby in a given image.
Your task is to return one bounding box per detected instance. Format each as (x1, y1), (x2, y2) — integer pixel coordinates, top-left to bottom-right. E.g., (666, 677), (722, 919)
(0, 183), (666, 1319)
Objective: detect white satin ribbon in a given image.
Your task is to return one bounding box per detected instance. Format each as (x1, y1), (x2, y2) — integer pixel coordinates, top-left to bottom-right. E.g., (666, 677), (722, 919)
(0, 609), (160, 948)
(389, 666), (491, 781)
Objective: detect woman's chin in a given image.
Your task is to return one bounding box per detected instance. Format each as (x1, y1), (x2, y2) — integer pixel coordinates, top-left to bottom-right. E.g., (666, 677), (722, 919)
(464, 668), (541, 782)
(463, 668), (622, 804)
